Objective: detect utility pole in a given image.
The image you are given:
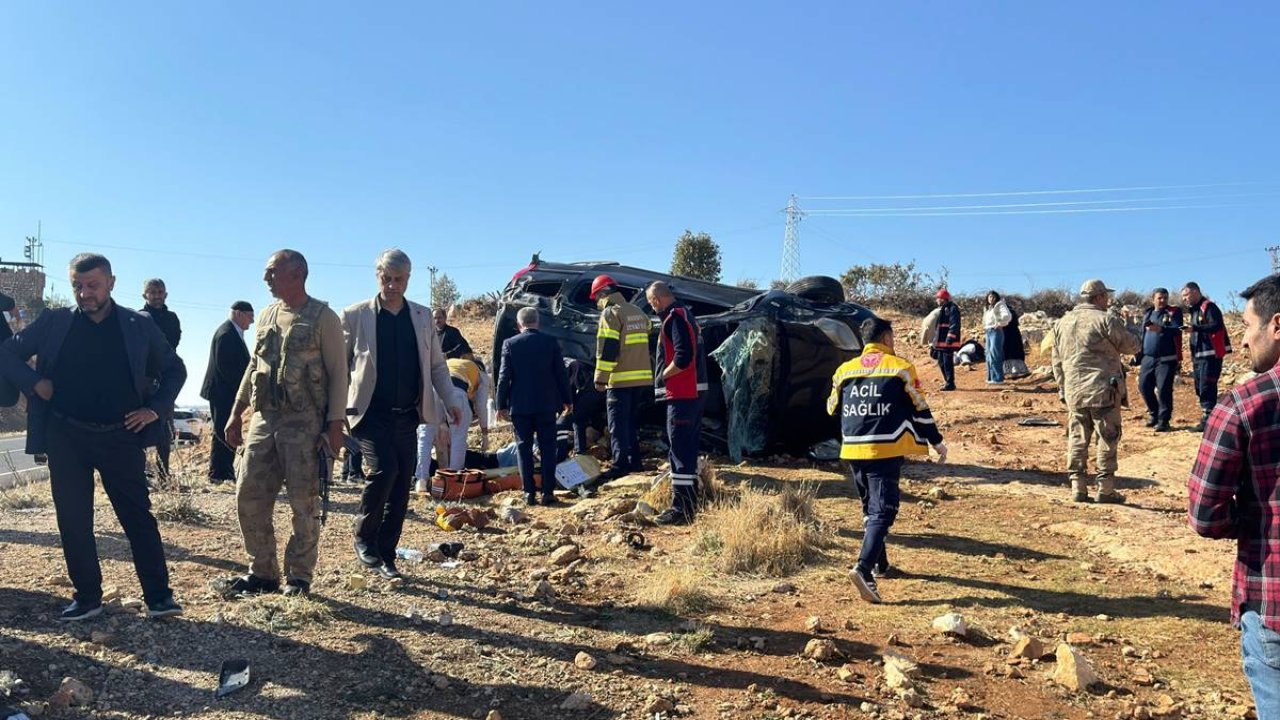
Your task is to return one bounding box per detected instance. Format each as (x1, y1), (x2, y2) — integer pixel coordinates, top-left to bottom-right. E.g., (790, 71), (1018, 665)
(427, 265), (439, 306)
(780, 195), (803, 284)
(1268, 246), (1280, 273)
(23, 221), (43, 266)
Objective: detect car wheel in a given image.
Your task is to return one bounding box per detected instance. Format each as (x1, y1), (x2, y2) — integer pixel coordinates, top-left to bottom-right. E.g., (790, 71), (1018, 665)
(786, 275), (845, 306)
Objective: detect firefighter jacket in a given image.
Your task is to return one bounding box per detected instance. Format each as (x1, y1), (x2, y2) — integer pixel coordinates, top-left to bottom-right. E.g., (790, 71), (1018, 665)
(934, 301), (962, 350)
(654, 300), (708, 402)
(1139, 306), (1184, 364)
(593, 291), (653, 389)
(1187, 298), (1231, 361)
(1051, 303), (1141, 410)
(826, 343), (943, 460)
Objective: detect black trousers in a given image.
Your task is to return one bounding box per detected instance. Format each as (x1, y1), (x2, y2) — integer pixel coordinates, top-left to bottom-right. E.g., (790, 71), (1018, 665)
(208, 396), (236, 480)
(1139, 357), (1176, 423)
(46, 416), (172, 605)
(936, 350), (956, 387)
(606, 386), (646, 470)
(571, 387), (606, 453)
(667, 396), (705, 516)
(351, 410), (418, 561)
(848, 456), (903, 573)
(154, 411), (172, 479)
(1193, 357), (1223, 418)
(513, 412), (558, 497)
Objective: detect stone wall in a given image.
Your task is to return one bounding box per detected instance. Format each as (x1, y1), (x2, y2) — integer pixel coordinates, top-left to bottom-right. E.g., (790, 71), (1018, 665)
(0, 266), (47, 330)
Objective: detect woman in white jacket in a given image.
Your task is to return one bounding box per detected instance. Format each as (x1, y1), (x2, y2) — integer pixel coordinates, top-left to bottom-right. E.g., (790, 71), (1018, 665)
(982, 291), (1012, 385)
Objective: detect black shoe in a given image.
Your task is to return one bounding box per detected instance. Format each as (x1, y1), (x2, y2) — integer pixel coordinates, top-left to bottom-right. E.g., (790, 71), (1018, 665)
(224, 574), (281, 597)
(1145, 416), (1159, 428)
(596, 467), (625, 482)
(282, 579), (311, 597)
(541, 495), (560, 507)
(524, 493), (538, 505)
(147, 596), (184, 619)
(59, 599), (103, 622)
(354, 540), (383, 568)
(1155, 421), (1171, 432)
(850, 569), (882, 604)
(940, 384), (956, 392)
(871, 563), (895, 579)
(378, 562), (402, 580)
(1193, 418), (1208, 433)
(654, 508), (692, 526)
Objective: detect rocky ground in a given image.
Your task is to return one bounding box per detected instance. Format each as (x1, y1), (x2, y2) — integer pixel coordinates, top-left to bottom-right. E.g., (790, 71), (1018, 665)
(0, 311), (1256, 720)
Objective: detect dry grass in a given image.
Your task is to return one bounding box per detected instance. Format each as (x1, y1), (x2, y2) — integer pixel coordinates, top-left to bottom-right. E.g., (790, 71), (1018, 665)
(634, 566), (720, 615)
(238, 594), (335, 633)
(152, 469), (209, 524)
(0, 483), (50, 510)
(695, 482), (830, 577)
(641, 459), (719, 510)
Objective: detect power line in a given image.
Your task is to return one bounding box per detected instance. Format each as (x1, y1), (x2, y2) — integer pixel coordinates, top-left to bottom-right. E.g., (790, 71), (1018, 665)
(800, 191), (1280, 214)
(800, 181), (1265, 201)
(807, 202), (1252, 218)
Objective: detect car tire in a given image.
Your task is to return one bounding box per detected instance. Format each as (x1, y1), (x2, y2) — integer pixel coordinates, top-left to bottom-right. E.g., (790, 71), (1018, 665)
(786, 275), (845, 306)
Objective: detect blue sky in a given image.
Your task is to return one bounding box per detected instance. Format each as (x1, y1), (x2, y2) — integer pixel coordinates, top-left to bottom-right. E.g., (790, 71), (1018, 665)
(1, 2), (1277, 404)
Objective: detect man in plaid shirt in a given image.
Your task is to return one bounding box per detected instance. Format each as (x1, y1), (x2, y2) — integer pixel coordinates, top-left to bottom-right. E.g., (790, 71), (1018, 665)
(1188, 274), (1280, 718)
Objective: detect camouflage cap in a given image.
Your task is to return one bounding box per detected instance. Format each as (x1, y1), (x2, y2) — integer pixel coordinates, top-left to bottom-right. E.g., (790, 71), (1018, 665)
(1078, 279), (1115, 297)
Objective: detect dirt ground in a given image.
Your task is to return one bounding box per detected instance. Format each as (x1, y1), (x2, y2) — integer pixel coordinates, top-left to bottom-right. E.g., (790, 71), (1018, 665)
(0, 311), (1256, 720)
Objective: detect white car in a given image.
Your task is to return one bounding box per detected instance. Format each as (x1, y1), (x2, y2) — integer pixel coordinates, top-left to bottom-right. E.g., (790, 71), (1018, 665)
(172, 409), (204, 442)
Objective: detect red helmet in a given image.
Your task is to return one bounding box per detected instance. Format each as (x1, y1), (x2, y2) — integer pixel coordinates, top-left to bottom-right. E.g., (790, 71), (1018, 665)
(589, 274), (617, 300)
(936, 289), (951, 300)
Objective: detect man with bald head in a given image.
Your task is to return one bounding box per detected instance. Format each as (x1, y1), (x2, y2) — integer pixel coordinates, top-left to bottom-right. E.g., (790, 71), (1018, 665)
(222, 249), (348, 597)
(496, 307), (572, 505)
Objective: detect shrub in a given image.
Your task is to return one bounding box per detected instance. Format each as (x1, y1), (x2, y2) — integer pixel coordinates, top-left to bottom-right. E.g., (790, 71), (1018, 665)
(634, 566), (720, 614)
(695, 483), (830, 576)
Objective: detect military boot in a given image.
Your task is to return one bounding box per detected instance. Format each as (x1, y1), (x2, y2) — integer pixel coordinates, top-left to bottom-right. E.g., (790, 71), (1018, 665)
(1070, 475), (1090, 503)
(1094, 475), (1125, 504)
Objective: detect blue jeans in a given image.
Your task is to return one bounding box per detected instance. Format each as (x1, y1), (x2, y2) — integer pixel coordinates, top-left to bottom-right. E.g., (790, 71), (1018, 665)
(1242, 610), (1280, 719)
(847, 457), (903, 573)
(985, 328), (1005, 383)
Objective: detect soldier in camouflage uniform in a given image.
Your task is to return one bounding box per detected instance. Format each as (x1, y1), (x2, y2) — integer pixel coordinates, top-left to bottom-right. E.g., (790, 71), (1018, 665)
(222, 250), (349, 596)
(1051, 279), (1141, 504)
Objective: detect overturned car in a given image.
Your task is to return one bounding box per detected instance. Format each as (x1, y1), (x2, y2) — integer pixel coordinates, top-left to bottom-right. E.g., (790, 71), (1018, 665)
(490, 256), (877, 459)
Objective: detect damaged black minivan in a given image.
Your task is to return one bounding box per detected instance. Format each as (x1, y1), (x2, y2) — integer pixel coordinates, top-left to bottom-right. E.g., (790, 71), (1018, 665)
(490, 256), (876, 458)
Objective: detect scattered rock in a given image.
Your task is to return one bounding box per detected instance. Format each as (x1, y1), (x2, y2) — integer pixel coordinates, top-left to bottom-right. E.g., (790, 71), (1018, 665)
(932, 612), (968, 638)
(89, 630), (116, 646)
(899, 687), (926, 708)
(644, 633), (674, 646)
(559, 691), (593, 711)
(1122, 645), (1140, 658)
(1051, 643), (1100, 691)
(644, 695), (676, 715)
(772, 582), (796, 594)
(843, 619), (857, 631)
(48, 677), (93, 709)
(604, 653), (632, 666)
(927, 486), (948, 501)
(803, 638), (841, 662)
(574, 652), (597, 670)
(1133, 667), (1156, 686)
(432, 675), (451, 691)
(485, 712), (503, 720)
(949, 688), (979, 712)
(602, 499), (636, 519)
(531, 580), (555, 600)
(438, 612), (453, 627)
(804, 616), (823, 633)
(0, 669), (27, 697)
(1095, 614), (1112, 622)
(346, 575), (369, 592)
(498, 507), (526, 524)
(1009, 635), (1046, 661)
(1065, 632), (1096, 646)
(550, 545), (581, 567)
(836, 664), (857, 683)
(883, 651), (921, 690)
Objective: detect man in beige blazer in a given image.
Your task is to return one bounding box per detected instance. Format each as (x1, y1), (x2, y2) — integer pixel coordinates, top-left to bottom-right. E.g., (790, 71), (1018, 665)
(342, 249), (461, 579)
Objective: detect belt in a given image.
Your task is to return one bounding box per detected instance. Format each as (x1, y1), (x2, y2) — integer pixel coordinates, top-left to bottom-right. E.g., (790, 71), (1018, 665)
(51, 411), (127, 433)
(390, 406), (417, 415)
(451, 377), (469, 393)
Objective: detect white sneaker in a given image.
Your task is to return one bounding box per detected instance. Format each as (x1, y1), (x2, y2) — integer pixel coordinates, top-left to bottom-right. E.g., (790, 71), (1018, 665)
(849, 570), (882, 604)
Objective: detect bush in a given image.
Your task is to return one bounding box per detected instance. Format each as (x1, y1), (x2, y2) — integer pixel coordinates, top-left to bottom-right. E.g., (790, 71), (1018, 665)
(839, 261), (947, 315)
(695, 483), (830, 576)
(671, 231), (722, 282)
(0, 483), (50, 510)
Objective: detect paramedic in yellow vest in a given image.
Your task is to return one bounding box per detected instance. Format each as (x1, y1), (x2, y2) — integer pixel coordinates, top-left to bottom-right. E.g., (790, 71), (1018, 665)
(222, 249), (349, 598)
(445, 357), (492, 467)
(828, 317), (947, 604)
(590, 275), (653, 482)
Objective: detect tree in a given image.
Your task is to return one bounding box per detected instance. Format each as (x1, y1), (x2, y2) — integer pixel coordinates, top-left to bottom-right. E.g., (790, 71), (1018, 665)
(735, 278), (760, 290)
(670, 230), (722, 283)
(431, 273), (460, 310)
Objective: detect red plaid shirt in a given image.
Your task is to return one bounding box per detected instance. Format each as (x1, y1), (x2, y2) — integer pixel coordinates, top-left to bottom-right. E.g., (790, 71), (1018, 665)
(1188, 363), (1280, 630)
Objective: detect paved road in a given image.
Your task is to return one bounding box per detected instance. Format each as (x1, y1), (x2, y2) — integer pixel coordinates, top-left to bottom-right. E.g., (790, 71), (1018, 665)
(0, 434), (43, 489)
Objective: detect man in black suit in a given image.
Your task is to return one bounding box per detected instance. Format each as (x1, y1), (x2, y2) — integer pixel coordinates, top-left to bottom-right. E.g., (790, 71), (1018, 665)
(0, 253), (187, 620)
(141, 278), (182, 480)
(433, 307), (474, 360)
(496, 307), (571, 506)
(200, 301), (254, 484)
